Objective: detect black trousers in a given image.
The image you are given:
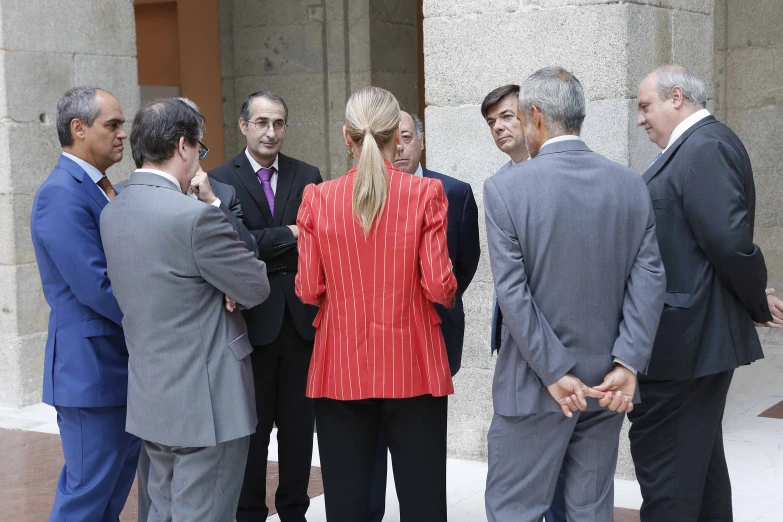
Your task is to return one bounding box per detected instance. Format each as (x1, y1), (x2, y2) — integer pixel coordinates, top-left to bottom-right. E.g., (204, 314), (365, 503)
(315, 395), (448, 522)
(628, 370), (734, 522)
(368, 420), (568, 522)
(236, 310), (315, 522)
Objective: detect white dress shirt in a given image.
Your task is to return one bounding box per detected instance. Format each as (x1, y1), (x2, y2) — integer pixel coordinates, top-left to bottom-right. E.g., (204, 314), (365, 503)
(413, 163), (423, 177)
(663, 109), (711, 153)
(539, 134), (582, 152)
(62, 152), (110, 202)
(245, 148), (279, 194)
(137, 168), (221, 207)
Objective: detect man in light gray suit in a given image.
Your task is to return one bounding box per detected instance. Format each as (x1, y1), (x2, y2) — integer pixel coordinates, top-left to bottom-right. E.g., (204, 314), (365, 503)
(484, 67), (666, 521)
(101, 98), (270, 522)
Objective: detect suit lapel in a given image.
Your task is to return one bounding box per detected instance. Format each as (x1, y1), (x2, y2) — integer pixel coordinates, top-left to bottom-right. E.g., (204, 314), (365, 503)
(273, 154), (295, 226)
(60, 155), (109, 210)
(643, 115), (718, 184)
(233, 152), (273, 225)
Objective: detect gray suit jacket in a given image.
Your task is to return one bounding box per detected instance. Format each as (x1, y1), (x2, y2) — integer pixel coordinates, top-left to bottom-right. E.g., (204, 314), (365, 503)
(100, 172), (270, 446)
(484, 139), (666, 416)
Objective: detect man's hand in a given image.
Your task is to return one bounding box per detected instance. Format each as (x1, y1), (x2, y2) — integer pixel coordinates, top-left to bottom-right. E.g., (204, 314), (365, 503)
(547, 374), (605, 418)
(225, 295), (237, 312)
(593, 365), (636, 413)
(191, 167), (217, 205)
(288, 225), (300, 239)
(755, 288), (783, 328)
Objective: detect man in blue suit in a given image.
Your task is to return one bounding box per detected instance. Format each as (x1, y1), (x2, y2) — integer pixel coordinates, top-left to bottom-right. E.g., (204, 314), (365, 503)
(31, 86), (141, 521)
(366, 110), (481, 521)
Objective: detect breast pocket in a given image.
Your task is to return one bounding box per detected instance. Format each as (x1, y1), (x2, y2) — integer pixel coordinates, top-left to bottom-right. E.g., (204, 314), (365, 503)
(652, 198), (673, 210)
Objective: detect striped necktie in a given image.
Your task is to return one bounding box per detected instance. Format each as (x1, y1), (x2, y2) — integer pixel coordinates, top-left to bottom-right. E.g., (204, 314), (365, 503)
(648, 152), (663, 170)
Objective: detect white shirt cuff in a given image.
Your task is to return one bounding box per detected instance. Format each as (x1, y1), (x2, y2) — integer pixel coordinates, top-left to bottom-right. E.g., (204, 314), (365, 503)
(211, 197), (221, 208)
(614, 358), (637, 375)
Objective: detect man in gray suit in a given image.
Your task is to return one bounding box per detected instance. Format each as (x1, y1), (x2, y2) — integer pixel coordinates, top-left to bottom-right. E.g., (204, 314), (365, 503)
(101, 98), (270, 522)
(484, 67), (666, 521)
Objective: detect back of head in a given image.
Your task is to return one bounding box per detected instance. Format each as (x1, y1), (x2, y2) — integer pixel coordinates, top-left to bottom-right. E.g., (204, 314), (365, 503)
(519, 67), (586, 136)
(344, 87), (401, 235)
(130, 98), (205, 169)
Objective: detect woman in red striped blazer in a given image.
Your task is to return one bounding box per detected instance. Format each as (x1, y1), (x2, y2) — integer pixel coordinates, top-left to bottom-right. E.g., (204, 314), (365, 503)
(295, 87), (457, 521)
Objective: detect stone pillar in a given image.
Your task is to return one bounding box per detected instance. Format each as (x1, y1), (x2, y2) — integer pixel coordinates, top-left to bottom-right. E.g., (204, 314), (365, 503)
(716, 0), (783, 289)
(0, 1), (139, 407)
(220, 0), (420, 179)
(423, 0), (714, 477)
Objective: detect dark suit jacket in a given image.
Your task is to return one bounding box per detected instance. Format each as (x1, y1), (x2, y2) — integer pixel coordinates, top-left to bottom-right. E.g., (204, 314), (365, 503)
(210, 151), (322, 346)
(422, 167), (480, 375)
(643, 115), (772, 380)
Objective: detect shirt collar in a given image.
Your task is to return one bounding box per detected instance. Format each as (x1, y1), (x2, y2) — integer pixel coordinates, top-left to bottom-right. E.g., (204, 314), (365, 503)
(540, 134), (582, 152)
(61, 152), (105, 184)
(136, 168), (182, 192)
(413, 163), (423, 177)
(245, 148), (278, 174)
(664, 109), (711, 152)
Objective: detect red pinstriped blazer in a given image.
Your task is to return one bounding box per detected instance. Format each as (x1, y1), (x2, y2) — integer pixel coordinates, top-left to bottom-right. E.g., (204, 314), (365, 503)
(295, 161), (457, 400)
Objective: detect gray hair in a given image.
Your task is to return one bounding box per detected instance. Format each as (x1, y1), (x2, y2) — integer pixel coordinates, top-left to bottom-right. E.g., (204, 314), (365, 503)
(411, 114), (424, 141)
(518, 67), (586, 135)
(240, 90), (289, 123)
(176, 96), (200, 112)
(654, 65), (707, 107)
(56, 86), (103, 147)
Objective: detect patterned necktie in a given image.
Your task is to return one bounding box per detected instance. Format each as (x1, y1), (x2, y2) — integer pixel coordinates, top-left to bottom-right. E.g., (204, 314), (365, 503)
(256, 167), (275, 216)
(96, 176), (116, 201)
(648, 152), (663, 170)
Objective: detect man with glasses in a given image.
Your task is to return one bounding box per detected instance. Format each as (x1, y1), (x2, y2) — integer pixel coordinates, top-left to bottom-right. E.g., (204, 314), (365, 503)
(100, 98), (270, 522)
(210, 90), (322, 522)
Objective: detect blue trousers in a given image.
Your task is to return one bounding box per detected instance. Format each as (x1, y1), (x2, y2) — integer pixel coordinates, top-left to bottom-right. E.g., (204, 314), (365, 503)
(368, 424), (567, 522)
(49, 406), (141, 522)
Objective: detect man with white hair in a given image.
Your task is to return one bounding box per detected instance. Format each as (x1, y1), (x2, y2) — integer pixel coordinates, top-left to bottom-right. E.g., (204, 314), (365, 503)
(484, 67), (666, 521)
(631, 65), (783, 521)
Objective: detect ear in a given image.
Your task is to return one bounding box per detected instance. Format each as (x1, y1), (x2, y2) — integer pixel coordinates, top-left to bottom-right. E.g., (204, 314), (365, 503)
(670, 86), (684, 109)
(531, 106), (543, 129)
(177, 136), (188, 161)
(343, 125), (353, 148)
(70, 118), (87, 141)
(239, 119), (248, 136)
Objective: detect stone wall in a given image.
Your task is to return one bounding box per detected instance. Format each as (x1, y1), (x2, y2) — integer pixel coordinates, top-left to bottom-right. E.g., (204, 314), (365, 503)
(423, 0), (714, 477)
(219, 0), (419, 180)
(715, 0), (783, 289)
(0, 0), (139, 407)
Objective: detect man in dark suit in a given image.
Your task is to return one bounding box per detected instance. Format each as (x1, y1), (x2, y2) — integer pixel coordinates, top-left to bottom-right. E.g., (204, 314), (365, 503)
(365, 110), (481, 521)
(631, 65), (783, 521)
(31, 86), (141, 521)
(210, 90), (322, 522)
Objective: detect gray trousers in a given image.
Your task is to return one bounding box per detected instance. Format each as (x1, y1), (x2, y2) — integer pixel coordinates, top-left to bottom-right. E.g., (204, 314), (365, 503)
(142, 436), (250, 522)
(485, 409), (624, 522)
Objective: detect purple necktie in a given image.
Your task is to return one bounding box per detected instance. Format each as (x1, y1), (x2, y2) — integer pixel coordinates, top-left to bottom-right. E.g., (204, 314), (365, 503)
(256, 167), (275, 216)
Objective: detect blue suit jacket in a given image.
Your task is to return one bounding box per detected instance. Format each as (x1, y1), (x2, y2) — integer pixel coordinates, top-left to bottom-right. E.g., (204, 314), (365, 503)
(422, 168), (480, 375)
(31, 154), (128, 407)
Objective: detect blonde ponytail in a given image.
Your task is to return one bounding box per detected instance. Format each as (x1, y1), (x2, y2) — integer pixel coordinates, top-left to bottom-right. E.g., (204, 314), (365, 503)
(344, 87), (401, 235)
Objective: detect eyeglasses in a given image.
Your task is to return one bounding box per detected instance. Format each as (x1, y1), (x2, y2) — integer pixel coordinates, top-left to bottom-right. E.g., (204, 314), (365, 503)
(198, 140), (209, 160)
(246, 120), (288, 133)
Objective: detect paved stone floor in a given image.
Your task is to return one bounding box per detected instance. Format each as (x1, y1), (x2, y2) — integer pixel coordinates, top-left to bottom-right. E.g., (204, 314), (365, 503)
(0, 427), (323, 521)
